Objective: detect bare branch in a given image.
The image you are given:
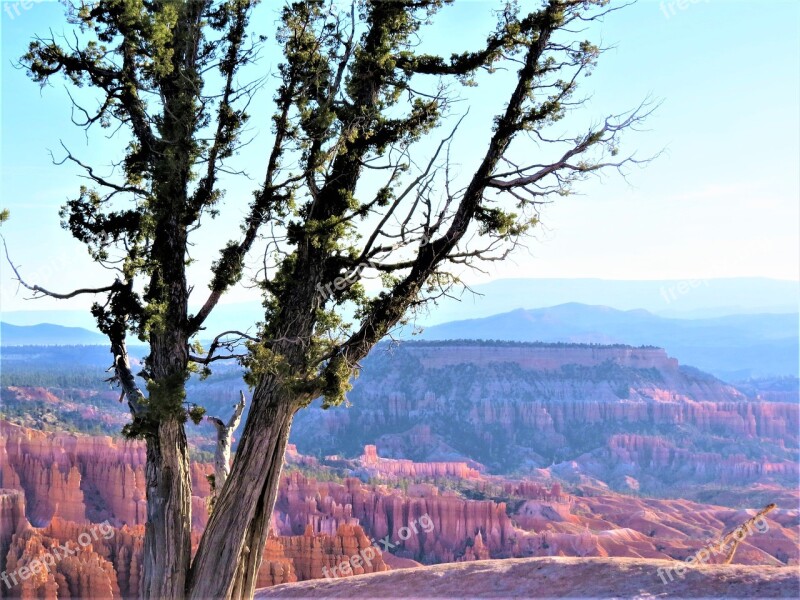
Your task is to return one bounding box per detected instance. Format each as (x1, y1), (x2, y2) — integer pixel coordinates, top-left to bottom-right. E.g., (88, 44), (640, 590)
(188, 330), (259, 365)
(53, 141), (148, 195)
(2, 234), (117, 300)
(207, 391), (247, 500)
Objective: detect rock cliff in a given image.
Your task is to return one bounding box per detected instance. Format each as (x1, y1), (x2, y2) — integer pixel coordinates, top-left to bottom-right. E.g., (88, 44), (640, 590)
(1, 341), (797, 596)
(289, 343), (798, 501)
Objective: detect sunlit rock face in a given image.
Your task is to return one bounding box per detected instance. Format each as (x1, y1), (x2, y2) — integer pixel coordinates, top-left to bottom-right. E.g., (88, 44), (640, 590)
(0, 422), (797, 597)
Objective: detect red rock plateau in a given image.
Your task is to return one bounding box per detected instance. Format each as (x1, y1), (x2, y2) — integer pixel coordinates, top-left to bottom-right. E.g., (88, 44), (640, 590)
(358, 445), (482, 480)
(1, 419), (797, 597)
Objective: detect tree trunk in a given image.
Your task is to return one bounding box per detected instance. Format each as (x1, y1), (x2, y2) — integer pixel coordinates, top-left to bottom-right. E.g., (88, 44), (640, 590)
(142, 417), (193, 599)
(140, 205), (193, 598)
(188, 380), (297, 600)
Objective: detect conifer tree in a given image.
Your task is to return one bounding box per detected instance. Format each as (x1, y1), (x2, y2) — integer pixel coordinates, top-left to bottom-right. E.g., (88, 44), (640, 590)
(16, 1), (650, 597)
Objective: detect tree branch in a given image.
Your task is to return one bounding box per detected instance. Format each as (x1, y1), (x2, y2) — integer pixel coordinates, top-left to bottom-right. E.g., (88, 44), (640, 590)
(207, 391), (246, 500)
(2, 234), (118, 300)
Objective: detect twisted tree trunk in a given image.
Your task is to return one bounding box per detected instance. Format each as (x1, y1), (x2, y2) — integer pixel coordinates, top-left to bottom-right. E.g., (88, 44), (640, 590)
(141, 215), (193, 599)
(188, 379), (298, 600)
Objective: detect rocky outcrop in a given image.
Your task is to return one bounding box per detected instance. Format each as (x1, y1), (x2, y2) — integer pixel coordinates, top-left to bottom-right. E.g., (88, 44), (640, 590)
(273, 524), (389, 581)
(358, 445), (481, 480)
(53, 518), (144, 598)
(290, 343), (798, 499)
(3, 520), (125, 599)
(0, 421), (215, 529)
(605, 434), (799, 484)
(0, 511), (144, 598)
(256, 536), (298, 588)
(285, 444), (318, 468)
(457, 531), (491, 562)
(501, 481), (566, 503)
(273, 473), (516, 563)
(0, 420), (145, 526)
(0, 421), (88, 527)
(271, 470), (799, 568)
(0, 489), (30, 577)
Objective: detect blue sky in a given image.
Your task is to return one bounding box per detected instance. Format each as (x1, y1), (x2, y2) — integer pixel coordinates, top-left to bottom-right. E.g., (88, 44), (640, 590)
(1, 0), (798, 315)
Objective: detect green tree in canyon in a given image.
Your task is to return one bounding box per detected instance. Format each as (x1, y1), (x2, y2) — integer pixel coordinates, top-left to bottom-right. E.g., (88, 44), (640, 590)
(15, 1), (650, 598)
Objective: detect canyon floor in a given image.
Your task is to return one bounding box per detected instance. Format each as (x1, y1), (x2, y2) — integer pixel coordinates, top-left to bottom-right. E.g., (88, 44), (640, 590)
(255, 556), (800, 598)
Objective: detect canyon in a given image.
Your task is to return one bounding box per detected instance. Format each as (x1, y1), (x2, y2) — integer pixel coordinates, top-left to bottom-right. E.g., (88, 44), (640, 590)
(3, 342), (797, 506)
(290, 343), (798, 505)
(0, 341), (797, 597)
(1, 419), (797, 598)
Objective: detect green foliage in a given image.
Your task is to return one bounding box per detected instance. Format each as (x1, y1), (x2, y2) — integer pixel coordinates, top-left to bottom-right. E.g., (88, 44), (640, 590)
(59, 187), (142, 265)
(210, 241), (246, 291)
(240, 343), (286, 390)
(187, 404), (206, 425)
(319, 354), (353, 409)
(121, 414), (158, 439)
(91, 282), (144, 341)
(283, 462), (348, 484)
(145, 371), (189, 419)
(19, 0), (266, 442)
(19, 0), (644, 510)
(475, 207), (536, 238)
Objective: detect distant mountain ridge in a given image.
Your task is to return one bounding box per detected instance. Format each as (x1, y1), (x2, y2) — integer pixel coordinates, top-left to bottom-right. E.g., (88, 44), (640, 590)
(3, 278), (797, 333)
(0, 322), (106, 346)
(413, 304), (799, 379)
(418, 277), (798, 324)
(3, 299), (797, 379)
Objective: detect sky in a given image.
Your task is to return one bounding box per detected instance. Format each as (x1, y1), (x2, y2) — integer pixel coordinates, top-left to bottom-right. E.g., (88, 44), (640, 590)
(0, 0), (798, 315)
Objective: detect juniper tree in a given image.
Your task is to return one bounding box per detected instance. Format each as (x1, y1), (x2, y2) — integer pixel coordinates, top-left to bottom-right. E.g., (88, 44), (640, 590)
(14, 0), (651, 598)
(16, 0), (274, 597)
(189, 1), (652, 598)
